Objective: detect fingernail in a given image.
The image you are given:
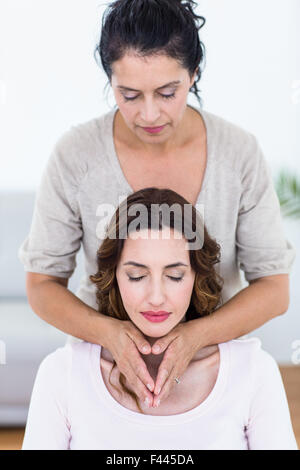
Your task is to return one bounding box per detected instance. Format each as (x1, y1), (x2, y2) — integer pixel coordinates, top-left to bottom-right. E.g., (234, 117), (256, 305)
(147, 383), (153, 392)
(153, 345), (160, 353)
(155, 387), (161, 395)
(144, 397), (150, 408)
(142, 345), (149, 353)
(155, 399), (160, 408)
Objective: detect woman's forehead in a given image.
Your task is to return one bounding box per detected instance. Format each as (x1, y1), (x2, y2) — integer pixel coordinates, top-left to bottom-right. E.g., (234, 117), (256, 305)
(120, 229), (191, 263)
(111, 53), (186, 85)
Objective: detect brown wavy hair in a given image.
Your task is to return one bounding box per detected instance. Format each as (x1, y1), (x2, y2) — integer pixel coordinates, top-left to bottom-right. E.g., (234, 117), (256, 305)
(89, 187), (224, 413)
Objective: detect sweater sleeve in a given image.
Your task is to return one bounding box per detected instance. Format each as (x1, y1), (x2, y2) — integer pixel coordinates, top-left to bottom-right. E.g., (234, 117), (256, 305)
(22, 346), (72, 450)
(236, 134), (296, 282)
(245, 344), (298, 450)
(18, 130), (85, 279)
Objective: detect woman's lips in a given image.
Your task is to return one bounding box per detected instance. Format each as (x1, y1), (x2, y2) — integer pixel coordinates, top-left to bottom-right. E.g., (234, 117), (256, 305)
(140, 311), (171, 323)
(142, 125), (166, 134)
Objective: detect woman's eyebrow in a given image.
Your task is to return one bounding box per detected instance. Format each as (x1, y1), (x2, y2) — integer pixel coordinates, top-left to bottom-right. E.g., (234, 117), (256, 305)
(123, 261), (188, 268)
(117, 80), (181, 92)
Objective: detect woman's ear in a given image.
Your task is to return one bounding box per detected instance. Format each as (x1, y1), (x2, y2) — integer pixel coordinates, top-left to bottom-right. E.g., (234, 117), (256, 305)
(191, 67), (199, 86)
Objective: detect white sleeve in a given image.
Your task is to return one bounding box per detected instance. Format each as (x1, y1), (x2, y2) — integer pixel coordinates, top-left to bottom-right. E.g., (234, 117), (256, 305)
(245, 346), (298, 450)
(22, 346), (72, 450)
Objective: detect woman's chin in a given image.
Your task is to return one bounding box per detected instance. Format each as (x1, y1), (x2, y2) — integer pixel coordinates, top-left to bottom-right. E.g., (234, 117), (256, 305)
(137, 324), (172, 340)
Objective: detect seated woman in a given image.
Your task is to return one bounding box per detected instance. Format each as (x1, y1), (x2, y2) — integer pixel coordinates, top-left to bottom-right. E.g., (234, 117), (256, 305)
(22, 188), (298, 450)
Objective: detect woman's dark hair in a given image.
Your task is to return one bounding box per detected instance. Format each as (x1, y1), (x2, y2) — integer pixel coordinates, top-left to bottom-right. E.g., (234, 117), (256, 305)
(94, 0), (206, 107)
(89, 187), (223, 413)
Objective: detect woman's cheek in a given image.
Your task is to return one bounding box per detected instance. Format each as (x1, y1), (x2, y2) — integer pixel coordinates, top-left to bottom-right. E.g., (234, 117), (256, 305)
(177, 278), (195, 308)
(122, 284), (145, 312)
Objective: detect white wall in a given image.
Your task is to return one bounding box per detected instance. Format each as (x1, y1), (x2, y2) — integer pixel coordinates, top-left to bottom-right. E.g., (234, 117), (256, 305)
(0, 0), (299, 362)
(198, 0), (300, 175)
(0, 0), (108, 190)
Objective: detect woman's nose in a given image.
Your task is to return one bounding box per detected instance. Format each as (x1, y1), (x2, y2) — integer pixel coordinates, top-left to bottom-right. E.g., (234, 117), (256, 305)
(140, 98), (161, 124)
(147, 279), (166, 306)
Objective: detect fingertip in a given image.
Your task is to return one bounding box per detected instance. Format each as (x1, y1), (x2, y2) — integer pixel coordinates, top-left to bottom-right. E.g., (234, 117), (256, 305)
(152, 344), (161, 354)
(141, 344), (151, 354)
(146, 383), (154, 392)
(153, 398), (160, 408)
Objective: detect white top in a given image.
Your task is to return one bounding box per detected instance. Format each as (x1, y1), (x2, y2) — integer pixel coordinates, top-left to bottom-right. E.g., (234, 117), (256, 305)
(22, 337), (298, 450)
(18, 105), (295, 309)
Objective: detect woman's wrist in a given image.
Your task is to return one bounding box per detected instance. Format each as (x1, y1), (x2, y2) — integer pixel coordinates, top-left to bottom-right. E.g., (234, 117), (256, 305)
(186, 315), (215, 351)
(89, 308), (118, 349)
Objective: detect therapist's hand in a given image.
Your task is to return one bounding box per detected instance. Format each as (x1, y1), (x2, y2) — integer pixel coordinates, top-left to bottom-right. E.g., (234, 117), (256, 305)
(105, 318), (156, 407)
(151, 319), (202, 407)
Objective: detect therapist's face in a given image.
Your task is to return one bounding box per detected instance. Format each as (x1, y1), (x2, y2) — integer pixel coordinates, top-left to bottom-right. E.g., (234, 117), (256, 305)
(115, 228), (196, 338)
(110, 52), (197, 145)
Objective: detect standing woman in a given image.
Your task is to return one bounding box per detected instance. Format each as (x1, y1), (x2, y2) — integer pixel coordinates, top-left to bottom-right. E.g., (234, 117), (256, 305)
(19, 0), (295, 409)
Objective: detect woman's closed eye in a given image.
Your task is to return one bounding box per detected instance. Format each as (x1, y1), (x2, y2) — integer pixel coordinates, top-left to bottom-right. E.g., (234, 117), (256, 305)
(123, 93), (176, 102)
(128, 275), (183, 282)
